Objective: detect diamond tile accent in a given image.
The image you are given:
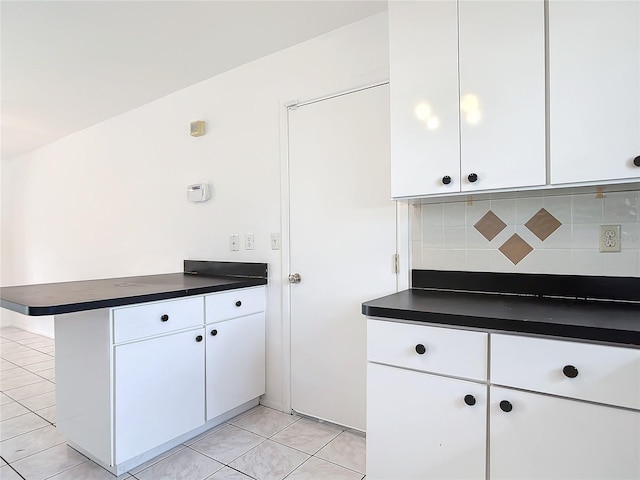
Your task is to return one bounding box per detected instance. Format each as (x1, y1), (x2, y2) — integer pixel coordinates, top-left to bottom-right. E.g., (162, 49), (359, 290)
(525, 208), (562, 241)
(499, 234), (533, 265)
(474, 210), (507, 241)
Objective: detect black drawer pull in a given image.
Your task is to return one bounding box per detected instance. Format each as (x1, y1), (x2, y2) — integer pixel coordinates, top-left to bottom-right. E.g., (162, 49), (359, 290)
(160, 314), (169, 322)
(415, 344), (426, 355)
(235, 301), (242, 307)
(464, 394), (476, 406)
(563, 365), (579, 378)
(499, 400), (513, 413)
(210, 329), (218, 336)
(195, 335), (203, 343)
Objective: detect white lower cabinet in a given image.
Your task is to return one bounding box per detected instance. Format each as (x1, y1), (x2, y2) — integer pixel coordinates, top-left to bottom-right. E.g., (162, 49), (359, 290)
(205, 312), (265, 421)
(491, 386), (640, 480)
(367, 362), (486, 480)
(367, 319), (640, 480)
(114, 328), (205, 463)
(56, 287), (265, 475)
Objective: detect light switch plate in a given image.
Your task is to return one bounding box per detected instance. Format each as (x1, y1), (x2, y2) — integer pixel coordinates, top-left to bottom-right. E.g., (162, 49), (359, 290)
(245, 234), (255, 250)
(229, 234), (240, 251)
(271, 233), (281, 250)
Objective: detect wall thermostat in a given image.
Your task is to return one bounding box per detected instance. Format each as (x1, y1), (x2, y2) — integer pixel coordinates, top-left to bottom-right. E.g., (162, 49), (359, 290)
(187, 184), (210, 202)
(190, 120), (206, 137)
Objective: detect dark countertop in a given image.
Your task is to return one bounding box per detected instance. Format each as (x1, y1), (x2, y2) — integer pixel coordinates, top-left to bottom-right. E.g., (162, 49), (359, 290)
(363, 270), (640, 347)
(1, 261), (268, 316)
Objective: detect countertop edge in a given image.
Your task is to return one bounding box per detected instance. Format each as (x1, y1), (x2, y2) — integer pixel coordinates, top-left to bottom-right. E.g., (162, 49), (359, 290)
(362, 301), (640, 348)
(2, 278), (267, 316)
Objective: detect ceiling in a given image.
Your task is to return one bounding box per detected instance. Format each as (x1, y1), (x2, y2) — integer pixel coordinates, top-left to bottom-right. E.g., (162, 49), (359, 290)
(1, 0), (387, 160)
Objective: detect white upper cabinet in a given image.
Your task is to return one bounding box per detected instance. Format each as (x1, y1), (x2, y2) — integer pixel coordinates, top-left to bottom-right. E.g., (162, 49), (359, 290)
(389, 0), (460, 198)
(549, 0), (640, 185)
(458, 0), (545, 192)
(389, 0), (546, 199)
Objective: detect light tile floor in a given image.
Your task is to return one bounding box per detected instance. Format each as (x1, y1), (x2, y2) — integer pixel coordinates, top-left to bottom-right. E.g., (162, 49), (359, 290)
(0, 327), (366, 479)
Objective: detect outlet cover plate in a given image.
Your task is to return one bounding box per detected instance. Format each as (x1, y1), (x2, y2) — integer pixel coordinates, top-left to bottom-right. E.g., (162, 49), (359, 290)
(599, 225), (621, 252)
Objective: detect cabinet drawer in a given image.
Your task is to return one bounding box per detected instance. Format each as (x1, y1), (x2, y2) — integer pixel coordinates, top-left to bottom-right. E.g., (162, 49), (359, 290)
(367, 319), (488, 381)
(205, 286), (265, 324)
(491, 334), (640, 410)
(113, 297), (204, 344)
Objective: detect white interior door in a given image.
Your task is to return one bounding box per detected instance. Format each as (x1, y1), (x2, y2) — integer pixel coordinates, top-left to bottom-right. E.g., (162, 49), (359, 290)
(288, 84), (397, 431)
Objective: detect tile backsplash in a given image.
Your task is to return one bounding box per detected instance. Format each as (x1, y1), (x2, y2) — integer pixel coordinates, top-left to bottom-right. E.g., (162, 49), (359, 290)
(411, 190), (640, 277)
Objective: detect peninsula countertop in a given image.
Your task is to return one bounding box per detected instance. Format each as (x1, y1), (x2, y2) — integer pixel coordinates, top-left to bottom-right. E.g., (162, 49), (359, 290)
(0, 260), (268, 316)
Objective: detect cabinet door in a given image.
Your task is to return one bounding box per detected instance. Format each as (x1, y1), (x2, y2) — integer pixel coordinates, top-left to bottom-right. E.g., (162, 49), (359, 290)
(205, 313), (265, 421)
(549, 0), (640, 184)
(491, 386), (640, 480)
(459, 0), (545, 192)
(367, 363), (486, 480)
(389, 0), (460, 198)
(114, 329), (205, 463)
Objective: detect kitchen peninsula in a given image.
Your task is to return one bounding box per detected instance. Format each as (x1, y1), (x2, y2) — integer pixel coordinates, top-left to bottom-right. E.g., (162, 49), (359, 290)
(0, 261), (268, 475)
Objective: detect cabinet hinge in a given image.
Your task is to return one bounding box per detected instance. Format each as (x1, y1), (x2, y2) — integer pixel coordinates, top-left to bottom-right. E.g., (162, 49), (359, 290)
(392, 254), (400, 274)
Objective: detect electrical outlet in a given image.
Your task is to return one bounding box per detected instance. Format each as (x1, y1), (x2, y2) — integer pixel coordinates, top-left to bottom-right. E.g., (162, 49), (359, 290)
(245, 234), (255, 250)
(271, 233), (281, 250)
(599, 225), (621, 253)
(229, 234), (240, 251)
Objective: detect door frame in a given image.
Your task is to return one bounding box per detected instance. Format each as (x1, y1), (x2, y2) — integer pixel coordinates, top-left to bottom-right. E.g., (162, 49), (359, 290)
(278, 82), (410, 415)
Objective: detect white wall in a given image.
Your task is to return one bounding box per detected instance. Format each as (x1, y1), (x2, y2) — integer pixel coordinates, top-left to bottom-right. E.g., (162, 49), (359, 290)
(0, 13), (390, 410)
(412, 190), (640, 276)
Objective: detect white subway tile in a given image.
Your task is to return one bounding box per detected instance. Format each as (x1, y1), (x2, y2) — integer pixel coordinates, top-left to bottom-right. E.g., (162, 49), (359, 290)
(621, 224), (640, 250)
(603, 251), (639, 277)
(443, 227), (465, 249)
(443, 202), (466, 226)
(421, 248), (445, 270)
(571, 194), (604, 223)
(603, 192), (639, 223)
(465, 249), (508, 272)
(421, 228), (443, 249)
(442, 249), (467, 270)
(540, 250), (574, 275)
(571, 223), (600, 250)
(421, 203), (443, 227)
(570, 250), (604, 275)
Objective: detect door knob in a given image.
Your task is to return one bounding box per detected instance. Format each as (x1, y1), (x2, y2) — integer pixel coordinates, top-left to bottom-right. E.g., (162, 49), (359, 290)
(288, 273), (301, 284)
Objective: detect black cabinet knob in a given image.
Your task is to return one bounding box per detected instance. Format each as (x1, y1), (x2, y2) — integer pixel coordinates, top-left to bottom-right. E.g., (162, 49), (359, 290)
(499, 400), (513, 413)
(160, 314), (169, 322)
(210, 329), (218, 336)
(464, 394), (476, 406)
(195, 335), (203, 342)
(415, 344), (426, 355)
(633, 156), (640, 167)
(442, 175), (452, 185)
(235, 301), (242, 307)
(468, 173), (478, 183)
(563, 365), (579, 378)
